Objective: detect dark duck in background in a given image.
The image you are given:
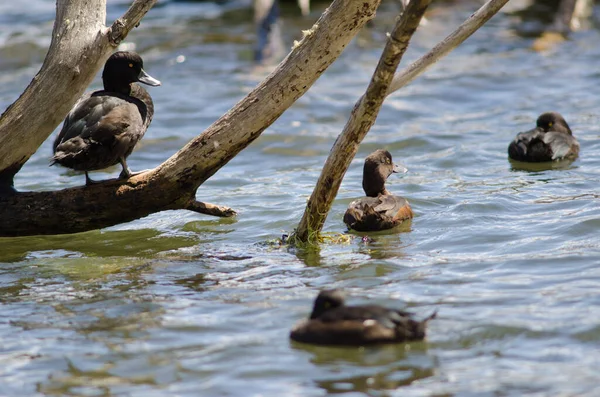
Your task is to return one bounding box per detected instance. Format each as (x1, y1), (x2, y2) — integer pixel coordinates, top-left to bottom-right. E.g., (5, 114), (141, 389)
(344, 149), (413, 232)
(52, 51), (161, 185)
(290, 289), (436, 346)
(508, 112), (579, 162)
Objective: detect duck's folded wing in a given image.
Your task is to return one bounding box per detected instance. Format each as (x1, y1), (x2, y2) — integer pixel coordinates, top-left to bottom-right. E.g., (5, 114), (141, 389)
(54, 95), (118, 148)
(544, 131), (580, 160)
(374, 196), (412, 222)
(54, 96), (140, 152)
(318, 305), (411, 325)
(344, 197), (379, 223)
(91, 103), (141, 144)
(53, 93), (93, 151)
(290, 319), (397, 345)
(510, 128), (558, 161)
(374, 195), (407, 213)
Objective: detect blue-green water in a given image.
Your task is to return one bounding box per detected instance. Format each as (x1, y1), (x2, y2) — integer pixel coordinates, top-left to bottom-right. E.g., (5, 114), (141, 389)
(2, 0), (600, 395)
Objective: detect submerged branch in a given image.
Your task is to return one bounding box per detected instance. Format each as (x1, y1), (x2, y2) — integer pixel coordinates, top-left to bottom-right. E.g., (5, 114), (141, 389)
(292, 0), (432, 244)
(184, 200), (237, 217)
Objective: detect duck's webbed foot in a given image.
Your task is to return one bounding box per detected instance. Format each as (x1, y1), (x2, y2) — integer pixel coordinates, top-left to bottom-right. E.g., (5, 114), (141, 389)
(118, 158), (133, 180)
(85, 172), (101, 186)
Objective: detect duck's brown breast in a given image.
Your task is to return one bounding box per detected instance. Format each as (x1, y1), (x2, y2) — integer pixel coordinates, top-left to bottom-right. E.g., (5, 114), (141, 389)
(344, 195), (412, 232)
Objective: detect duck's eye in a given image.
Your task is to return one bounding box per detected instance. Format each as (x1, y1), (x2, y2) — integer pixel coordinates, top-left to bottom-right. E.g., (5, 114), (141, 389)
(128, 63), (133, 68)
(548, 121), (553, 127)
(324, 302), (331, 309)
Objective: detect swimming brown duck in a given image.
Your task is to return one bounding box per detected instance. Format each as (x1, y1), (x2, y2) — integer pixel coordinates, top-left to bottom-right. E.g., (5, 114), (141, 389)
(52, 51), (161, 185)
(508, 112), (579, 162)
(290, 289), (436, 346)
(343, 149), (413, 232)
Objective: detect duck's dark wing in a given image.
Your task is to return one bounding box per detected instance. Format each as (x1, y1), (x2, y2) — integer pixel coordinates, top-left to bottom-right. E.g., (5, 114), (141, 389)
(290, 318), (398, 345)
(52, 94), (144, 170)
(344, 195), (412, 232)
(508, 128), (550, 162)
(318, 305), (413, 328)
(508, 128), (579, 162)
(52, 93), (92, 152)
(54, 90), (149, 151)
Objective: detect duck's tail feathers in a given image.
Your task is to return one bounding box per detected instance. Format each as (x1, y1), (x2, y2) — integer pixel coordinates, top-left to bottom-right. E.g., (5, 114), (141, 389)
(423, 310), (438, 323)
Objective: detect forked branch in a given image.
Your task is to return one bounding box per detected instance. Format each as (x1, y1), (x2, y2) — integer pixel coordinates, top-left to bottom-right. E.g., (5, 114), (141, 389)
(388, 0), (510, 94)
(293, 0), (510, 243)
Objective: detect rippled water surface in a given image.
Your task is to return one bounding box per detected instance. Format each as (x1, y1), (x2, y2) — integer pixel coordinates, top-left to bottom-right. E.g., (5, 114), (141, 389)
(2, 0), (600, 395)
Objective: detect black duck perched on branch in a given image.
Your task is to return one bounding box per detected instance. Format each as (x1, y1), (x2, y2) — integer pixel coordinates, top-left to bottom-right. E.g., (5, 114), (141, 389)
(343, 149), (413, 232)
(52, 51), (161, 185)
(508, 112), (579, 163)
(290, 289), (436, 346)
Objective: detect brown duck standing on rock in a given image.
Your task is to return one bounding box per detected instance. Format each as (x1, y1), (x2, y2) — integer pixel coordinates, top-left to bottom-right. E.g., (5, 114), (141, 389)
(290, 289), (436, 346)
(508, 112), (579, 162)
(343, 149), (413, 232)
(52, 51), (161, 185)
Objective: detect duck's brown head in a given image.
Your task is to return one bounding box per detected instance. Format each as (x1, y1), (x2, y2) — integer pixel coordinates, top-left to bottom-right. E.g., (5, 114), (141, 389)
(362, 149), (407, 197)
(309, 289), (345, 319)
(536, 112), (572, 135)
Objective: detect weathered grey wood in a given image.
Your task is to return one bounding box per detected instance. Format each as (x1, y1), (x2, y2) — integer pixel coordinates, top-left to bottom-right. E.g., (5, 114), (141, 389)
(292, 0), (431, 243)
(0, 0), (157, 190)
(388, 0), (510, 95)
(0, 0), (381, 236)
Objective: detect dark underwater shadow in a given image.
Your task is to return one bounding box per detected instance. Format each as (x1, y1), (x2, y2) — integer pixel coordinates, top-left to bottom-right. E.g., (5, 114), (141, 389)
(345, 219), (412, 261)
(344, 218), (413, 238)
(508, 157), (578, 172)
(291, 340), (436, 394)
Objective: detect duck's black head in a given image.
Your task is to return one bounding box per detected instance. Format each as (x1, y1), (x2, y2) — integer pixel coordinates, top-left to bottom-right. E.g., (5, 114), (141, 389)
(102, 51), (161, 94)
(536, 112), (572, 135)
(362, 149), (407, 197)
(309, 289), (345, 319)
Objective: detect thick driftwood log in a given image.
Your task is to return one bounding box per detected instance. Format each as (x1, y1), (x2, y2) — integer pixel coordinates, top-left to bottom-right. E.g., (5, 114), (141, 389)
(0, 0), (157, 190)
(0, 0), (381, 237)
(293, 0), (510, 243)
(292, 0), (431, 243)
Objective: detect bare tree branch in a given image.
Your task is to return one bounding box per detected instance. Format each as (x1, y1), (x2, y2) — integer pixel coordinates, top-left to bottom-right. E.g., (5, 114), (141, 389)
(388, 0), (510, 95)
(290, 0), (510, 243)
(109, 0), (158, 46)
(0, 0), (381, 237)
(292, 0), (432, 243)
(0, 0), (157, 190)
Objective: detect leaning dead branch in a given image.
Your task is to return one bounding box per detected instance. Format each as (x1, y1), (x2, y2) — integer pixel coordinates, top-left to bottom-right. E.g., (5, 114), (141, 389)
(388, 0), (510, 94)
(292, 0), (510, 243)
(291, 0), (432, 244)
(0, 0), (381, 237)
